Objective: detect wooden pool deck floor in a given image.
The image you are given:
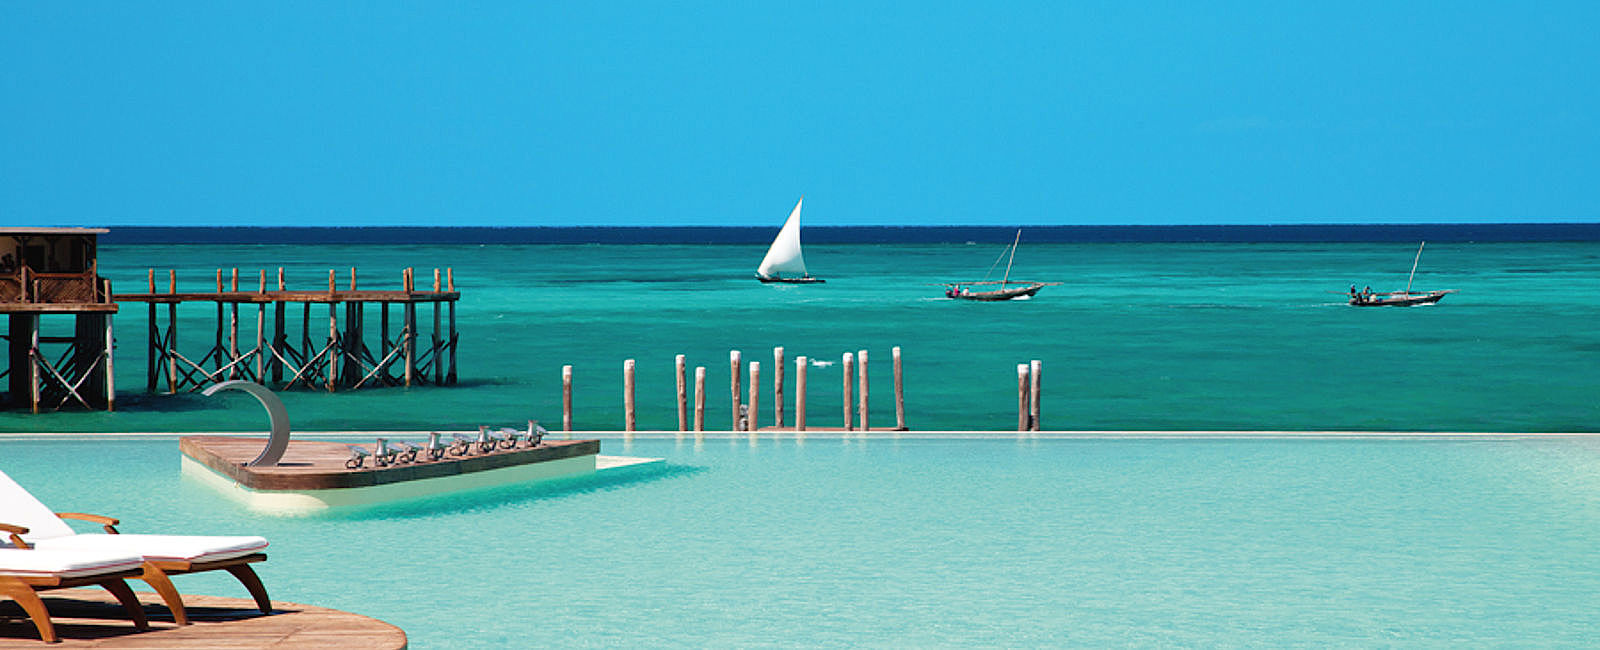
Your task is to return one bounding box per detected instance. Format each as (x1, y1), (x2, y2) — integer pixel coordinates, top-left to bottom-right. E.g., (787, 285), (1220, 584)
(0, 589), (405, 648)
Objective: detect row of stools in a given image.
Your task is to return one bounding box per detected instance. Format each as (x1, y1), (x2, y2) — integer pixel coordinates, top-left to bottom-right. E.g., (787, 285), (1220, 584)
(346, 421), (548, 469)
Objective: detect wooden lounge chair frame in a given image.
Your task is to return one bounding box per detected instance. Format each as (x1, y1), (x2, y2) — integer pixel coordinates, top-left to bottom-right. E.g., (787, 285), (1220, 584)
(5, 515), (271, 628)
(0, 524), (153, 643)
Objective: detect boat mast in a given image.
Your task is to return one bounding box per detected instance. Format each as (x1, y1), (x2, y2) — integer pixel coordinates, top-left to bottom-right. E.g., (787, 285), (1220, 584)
(1001, 229), (1021, 287)
(1405, 241), (1425, 294)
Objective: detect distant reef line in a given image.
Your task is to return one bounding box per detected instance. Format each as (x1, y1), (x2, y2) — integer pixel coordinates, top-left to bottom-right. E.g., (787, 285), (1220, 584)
(92, 223), (1600, 245)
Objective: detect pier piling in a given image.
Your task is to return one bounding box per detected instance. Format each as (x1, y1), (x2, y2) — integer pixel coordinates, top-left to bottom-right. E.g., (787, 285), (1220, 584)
(1030, 359), (1042, 431)
(730, 350), (742, 431)
(623, 359), (636, 432)
(842, 352), (855, 431)
(675, 354), (687, 432)
(893, 346), (905, 430)
(693, 366), (706, 433)
(858, 349), (869, 432)
(796, 355), (808, 431)
(562, 365), (573, 432)
(748, 361), (761, 439)
(1017, 363), (1031, 431)
(773, 346), (785, 429)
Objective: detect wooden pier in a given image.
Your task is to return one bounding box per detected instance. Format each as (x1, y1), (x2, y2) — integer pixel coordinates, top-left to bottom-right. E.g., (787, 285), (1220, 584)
(115, 267), (459, 393)
(1, 228), (118, 412)
(0, 589), (406, 648)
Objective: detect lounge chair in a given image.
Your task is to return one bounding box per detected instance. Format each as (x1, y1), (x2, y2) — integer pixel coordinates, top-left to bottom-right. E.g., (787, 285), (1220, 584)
(0, 469), (271, 627)
(0, 545), (153, 643)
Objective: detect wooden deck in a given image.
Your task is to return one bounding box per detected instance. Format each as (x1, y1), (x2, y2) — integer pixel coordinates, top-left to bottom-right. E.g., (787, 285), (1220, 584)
(0, 589), (405, 648)
(113, 290), (458, 304)
(182, 436), (601, 491)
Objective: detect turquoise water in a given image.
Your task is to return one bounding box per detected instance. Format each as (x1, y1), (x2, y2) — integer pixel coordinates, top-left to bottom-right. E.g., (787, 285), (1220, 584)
(3, 241), (1600, 435)
(3, 436), (1600, 646)
(4, 240), (1595, 433)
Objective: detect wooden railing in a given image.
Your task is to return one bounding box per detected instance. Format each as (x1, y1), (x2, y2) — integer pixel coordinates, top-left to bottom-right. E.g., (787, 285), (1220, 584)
(0, 267), (112, 304)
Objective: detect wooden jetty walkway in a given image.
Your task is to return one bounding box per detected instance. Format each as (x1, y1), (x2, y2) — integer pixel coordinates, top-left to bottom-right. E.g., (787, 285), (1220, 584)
(115, 267), (459, 393)
(3, 227), (466, 412)
(0, 590), (405, 648)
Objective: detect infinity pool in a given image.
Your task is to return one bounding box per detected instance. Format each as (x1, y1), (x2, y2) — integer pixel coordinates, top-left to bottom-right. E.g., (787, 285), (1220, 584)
(5, 436), (1599, 646)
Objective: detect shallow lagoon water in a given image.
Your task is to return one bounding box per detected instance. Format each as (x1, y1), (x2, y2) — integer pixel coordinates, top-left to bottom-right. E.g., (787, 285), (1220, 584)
(4, 240), (1598, 433)
(5, 436), (1599, 646)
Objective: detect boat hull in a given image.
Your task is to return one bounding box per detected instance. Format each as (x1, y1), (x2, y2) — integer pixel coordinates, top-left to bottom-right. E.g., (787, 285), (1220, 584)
(1349, 291), (1451, 307)
(757, 275), (825, 284)
(951, 283), (1044, 301)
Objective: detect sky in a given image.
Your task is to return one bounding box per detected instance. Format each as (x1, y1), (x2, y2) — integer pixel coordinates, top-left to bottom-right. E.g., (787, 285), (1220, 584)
(2, 2), (1597, 227)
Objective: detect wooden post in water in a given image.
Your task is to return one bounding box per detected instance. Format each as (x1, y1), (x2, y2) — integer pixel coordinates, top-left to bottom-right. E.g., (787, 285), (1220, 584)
(1017, 363), (1031, 432)
(795, 356), (808, 431)
(729, 350), (742, 431)
(254, 275), (266, 381)
(28, 316), (40, 413)
(403, 292), (416, 387)
(228, 269), (240, 380)
(272, 268), (285, 384)
(562, 365), (573, 433)
(103, 312), (115, 411)
(446, 269), (457, 385)
(857, 349), (869, 431)
(431, 269), (443, 385)
(893, 346), (905, 430)
(167, 272), (178, 392)
(748, 361), (761, 438)
(773, 346), (785, 429)
(623, 359), (636, 432)
(145, 271), (157, 392)
(675, 354), (687, 432)
(693, 366), (706, 433)
(842, 352), (854, 431)
(1030, 359), (1042, 432)
(326, 302), (338, 391)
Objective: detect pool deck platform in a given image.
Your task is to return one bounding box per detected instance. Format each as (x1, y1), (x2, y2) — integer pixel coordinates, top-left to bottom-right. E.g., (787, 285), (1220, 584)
(0, 589), (405, 648)
(180, 436), (601, 490)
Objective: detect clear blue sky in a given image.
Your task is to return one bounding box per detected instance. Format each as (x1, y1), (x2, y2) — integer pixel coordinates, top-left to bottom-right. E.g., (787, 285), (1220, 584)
(3, 2), (1597, 226)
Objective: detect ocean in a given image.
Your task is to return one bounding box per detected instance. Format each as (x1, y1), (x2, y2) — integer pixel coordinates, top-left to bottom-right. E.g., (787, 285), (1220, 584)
(2, 225), (1597, 433)
(4, 226), (1600, 646)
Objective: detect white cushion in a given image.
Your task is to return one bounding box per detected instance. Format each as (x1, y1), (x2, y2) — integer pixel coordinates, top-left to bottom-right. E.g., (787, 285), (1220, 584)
(0, 469), (78, 542)
(34, 534), (269, 564)
(0, 548), (143, 579)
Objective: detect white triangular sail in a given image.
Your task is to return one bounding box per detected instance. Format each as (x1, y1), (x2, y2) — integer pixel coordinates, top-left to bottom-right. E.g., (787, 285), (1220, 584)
(757, 198), (808, 279)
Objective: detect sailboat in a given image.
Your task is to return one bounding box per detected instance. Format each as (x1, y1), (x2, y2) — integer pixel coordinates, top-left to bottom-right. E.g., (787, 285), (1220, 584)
(756, 198), (823, 283)
(1348, 241), (1457, 307)
(941, 230), (1058, 301)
